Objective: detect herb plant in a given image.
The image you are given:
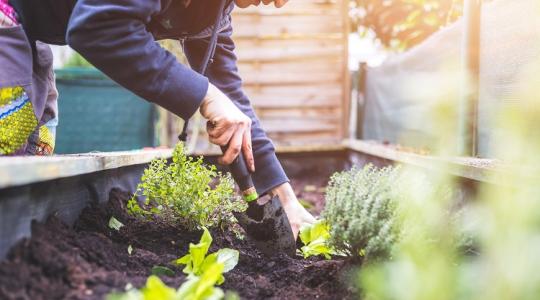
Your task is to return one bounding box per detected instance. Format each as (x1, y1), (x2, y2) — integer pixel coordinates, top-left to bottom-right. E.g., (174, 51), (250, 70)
(175, 227), (239, 285)
(128, 143), (246, 231)
(322, 164), (402, 262)
(298, 220), (336, 259)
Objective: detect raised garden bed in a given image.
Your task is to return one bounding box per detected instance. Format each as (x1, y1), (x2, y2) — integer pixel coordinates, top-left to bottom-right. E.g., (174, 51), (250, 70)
(0, 143), (497, 299)
(0, 175), (354, 300)
(0, 148), (360, 299)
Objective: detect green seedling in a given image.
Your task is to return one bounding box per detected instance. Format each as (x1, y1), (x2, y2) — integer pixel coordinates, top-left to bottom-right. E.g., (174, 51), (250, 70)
(174, 228), (239, 285)
(176, 263), (226, 300)
(107, 265), (229, 300)
(108, 216), (124, 231)
(299, 219), (336, 259)
(128, 245), (133, 255)
(107, 247), (235, 300)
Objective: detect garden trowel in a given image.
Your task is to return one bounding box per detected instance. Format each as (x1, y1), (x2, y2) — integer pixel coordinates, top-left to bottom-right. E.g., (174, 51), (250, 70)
(224, 147), (296, 257)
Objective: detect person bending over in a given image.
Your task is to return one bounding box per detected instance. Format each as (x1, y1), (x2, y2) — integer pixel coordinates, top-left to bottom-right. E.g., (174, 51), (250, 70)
(0, 0), (315, 237)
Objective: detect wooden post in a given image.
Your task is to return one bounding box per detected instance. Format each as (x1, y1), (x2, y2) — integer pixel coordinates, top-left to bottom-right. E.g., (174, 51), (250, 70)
(356, 62), (368, 139)
(458, 0), (482, 156)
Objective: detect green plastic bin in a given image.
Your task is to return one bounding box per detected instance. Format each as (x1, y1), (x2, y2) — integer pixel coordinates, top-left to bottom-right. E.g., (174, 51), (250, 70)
(54, 68), (157, 154)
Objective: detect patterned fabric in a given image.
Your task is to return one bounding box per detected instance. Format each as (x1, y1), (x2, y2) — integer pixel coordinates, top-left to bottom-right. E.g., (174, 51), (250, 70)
(25, 123), (56, 155)
(0, 0), (18, 27)
(0, 86), (38, 155)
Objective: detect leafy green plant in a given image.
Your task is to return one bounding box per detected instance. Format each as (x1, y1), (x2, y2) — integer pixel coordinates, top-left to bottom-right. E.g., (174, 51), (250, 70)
(108, 216), (124, 231)
(176, 263), (225, 300)
(174, 228), (239, 285)
(107, 228), (239, 300)
(298, 220), (336, 259)
(106, 275), (179, 300)
(128, 143), (246, 231)
(322, 164), (402, 261)
(106, 265), (226, 300)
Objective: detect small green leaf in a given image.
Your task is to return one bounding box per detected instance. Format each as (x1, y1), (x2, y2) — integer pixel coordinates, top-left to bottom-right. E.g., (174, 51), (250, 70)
(108, 216), (124, 231)
(142, 276), (179, 299)
(151, 266), (175, 277)
(128, 245), (133, 255)
(215, 249), (239, 273)
(224, 291), (241, 300)
(299, 219), (336, 259)
(176, 227), (214, 276)
(177, 262), (225, 300)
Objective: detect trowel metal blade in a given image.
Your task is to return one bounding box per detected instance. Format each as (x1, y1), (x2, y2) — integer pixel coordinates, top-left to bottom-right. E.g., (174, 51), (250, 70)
(234, 195), (296, 257)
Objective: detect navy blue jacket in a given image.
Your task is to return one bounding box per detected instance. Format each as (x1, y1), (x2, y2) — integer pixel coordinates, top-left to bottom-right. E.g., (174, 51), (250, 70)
(11, 0), (288, 195)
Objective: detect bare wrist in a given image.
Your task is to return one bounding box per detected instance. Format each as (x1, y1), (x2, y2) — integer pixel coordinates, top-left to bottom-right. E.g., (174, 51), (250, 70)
(270, 182), (296, 203)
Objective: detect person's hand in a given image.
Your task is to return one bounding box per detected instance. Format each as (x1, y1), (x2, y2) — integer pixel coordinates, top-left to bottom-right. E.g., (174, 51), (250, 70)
(270, 182), (316, 240)
(200, 83), (255, 172)
(234, 0), (288, 9)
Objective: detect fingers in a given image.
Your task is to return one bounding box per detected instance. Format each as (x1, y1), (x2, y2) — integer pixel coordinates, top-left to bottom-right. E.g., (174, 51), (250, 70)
(274, 0), (288, 8)
(218, 124), (244, 165)
(207, 119), (235, 146)
(242, 126), (255, 172)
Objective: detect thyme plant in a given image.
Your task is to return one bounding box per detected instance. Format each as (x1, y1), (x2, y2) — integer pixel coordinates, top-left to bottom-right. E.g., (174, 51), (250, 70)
(128, 143), (246, 231)
(322, 164), (402, 262)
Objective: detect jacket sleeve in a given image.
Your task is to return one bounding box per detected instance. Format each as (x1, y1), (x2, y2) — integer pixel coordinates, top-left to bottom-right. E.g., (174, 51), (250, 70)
(184, 23), (289, 195)
(66, 0), (208, 120)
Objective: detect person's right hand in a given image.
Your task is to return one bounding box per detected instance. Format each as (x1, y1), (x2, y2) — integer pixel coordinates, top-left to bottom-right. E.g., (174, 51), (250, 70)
(199, 83), (255, 172)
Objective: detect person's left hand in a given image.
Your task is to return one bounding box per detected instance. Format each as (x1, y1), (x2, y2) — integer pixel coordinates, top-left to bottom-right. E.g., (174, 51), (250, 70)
(270, 182), (316, 240)
(234, 0), (288, 9)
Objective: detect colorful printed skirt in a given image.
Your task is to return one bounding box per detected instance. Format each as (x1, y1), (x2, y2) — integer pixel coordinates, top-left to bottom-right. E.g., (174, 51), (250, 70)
(0, 0), (58, 155)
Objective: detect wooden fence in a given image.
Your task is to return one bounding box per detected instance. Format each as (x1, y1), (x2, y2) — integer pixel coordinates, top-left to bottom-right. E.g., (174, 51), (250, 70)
(231, 0), (350, 147)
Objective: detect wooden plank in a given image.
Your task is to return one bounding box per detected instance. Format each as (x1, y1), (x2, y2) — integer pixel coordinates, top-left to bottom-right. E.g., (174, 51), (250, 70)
(255, 107), (340, 119)
(232, 33), (343, 41)
(262, 119), (339, 133)
(0, 149), (172, 189)
(232, 15), (342, 37)
(234, 37), (344, 48)
(234, 8), (341, 16)
(267, 132), (342, 146)
(239, 67), (343, 85)
(234, 39), (343, 60)
(345, 139), (502, 183)
(238, 59), (343, 85)
(244, 84), (342, 107)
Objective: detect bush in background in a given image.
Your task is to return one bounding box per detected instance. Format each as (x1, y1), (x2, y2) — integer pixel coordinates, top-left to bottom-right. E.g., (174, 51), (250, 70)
(323, 164), (402, 262)
(128, 143), (246, 231)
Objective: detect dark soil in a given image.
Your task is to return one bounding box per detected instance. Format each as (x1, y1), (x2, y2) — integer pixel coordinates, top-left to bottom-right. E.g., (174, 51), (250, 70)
(290, 177), (329, 216)
(0, 189), (356, 300)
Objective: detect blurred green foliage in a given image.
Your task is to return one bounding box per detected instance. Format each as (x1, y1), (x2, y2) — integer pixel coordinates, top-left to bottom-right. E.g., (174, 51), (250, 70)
(350, 0), (463, 50)
(358, 57), (540, 299)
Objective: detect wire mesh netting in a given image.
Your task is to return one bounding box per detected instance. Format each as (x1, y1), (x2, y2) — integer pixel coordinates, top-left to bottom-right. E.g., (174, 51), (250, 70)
(361, 0), (540, 157)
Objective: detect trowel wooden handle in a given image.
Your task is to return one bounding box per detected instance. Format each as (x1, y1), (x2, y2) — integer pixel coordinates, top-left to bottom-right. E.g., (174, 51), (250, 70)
(220, 146), (258, 202)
